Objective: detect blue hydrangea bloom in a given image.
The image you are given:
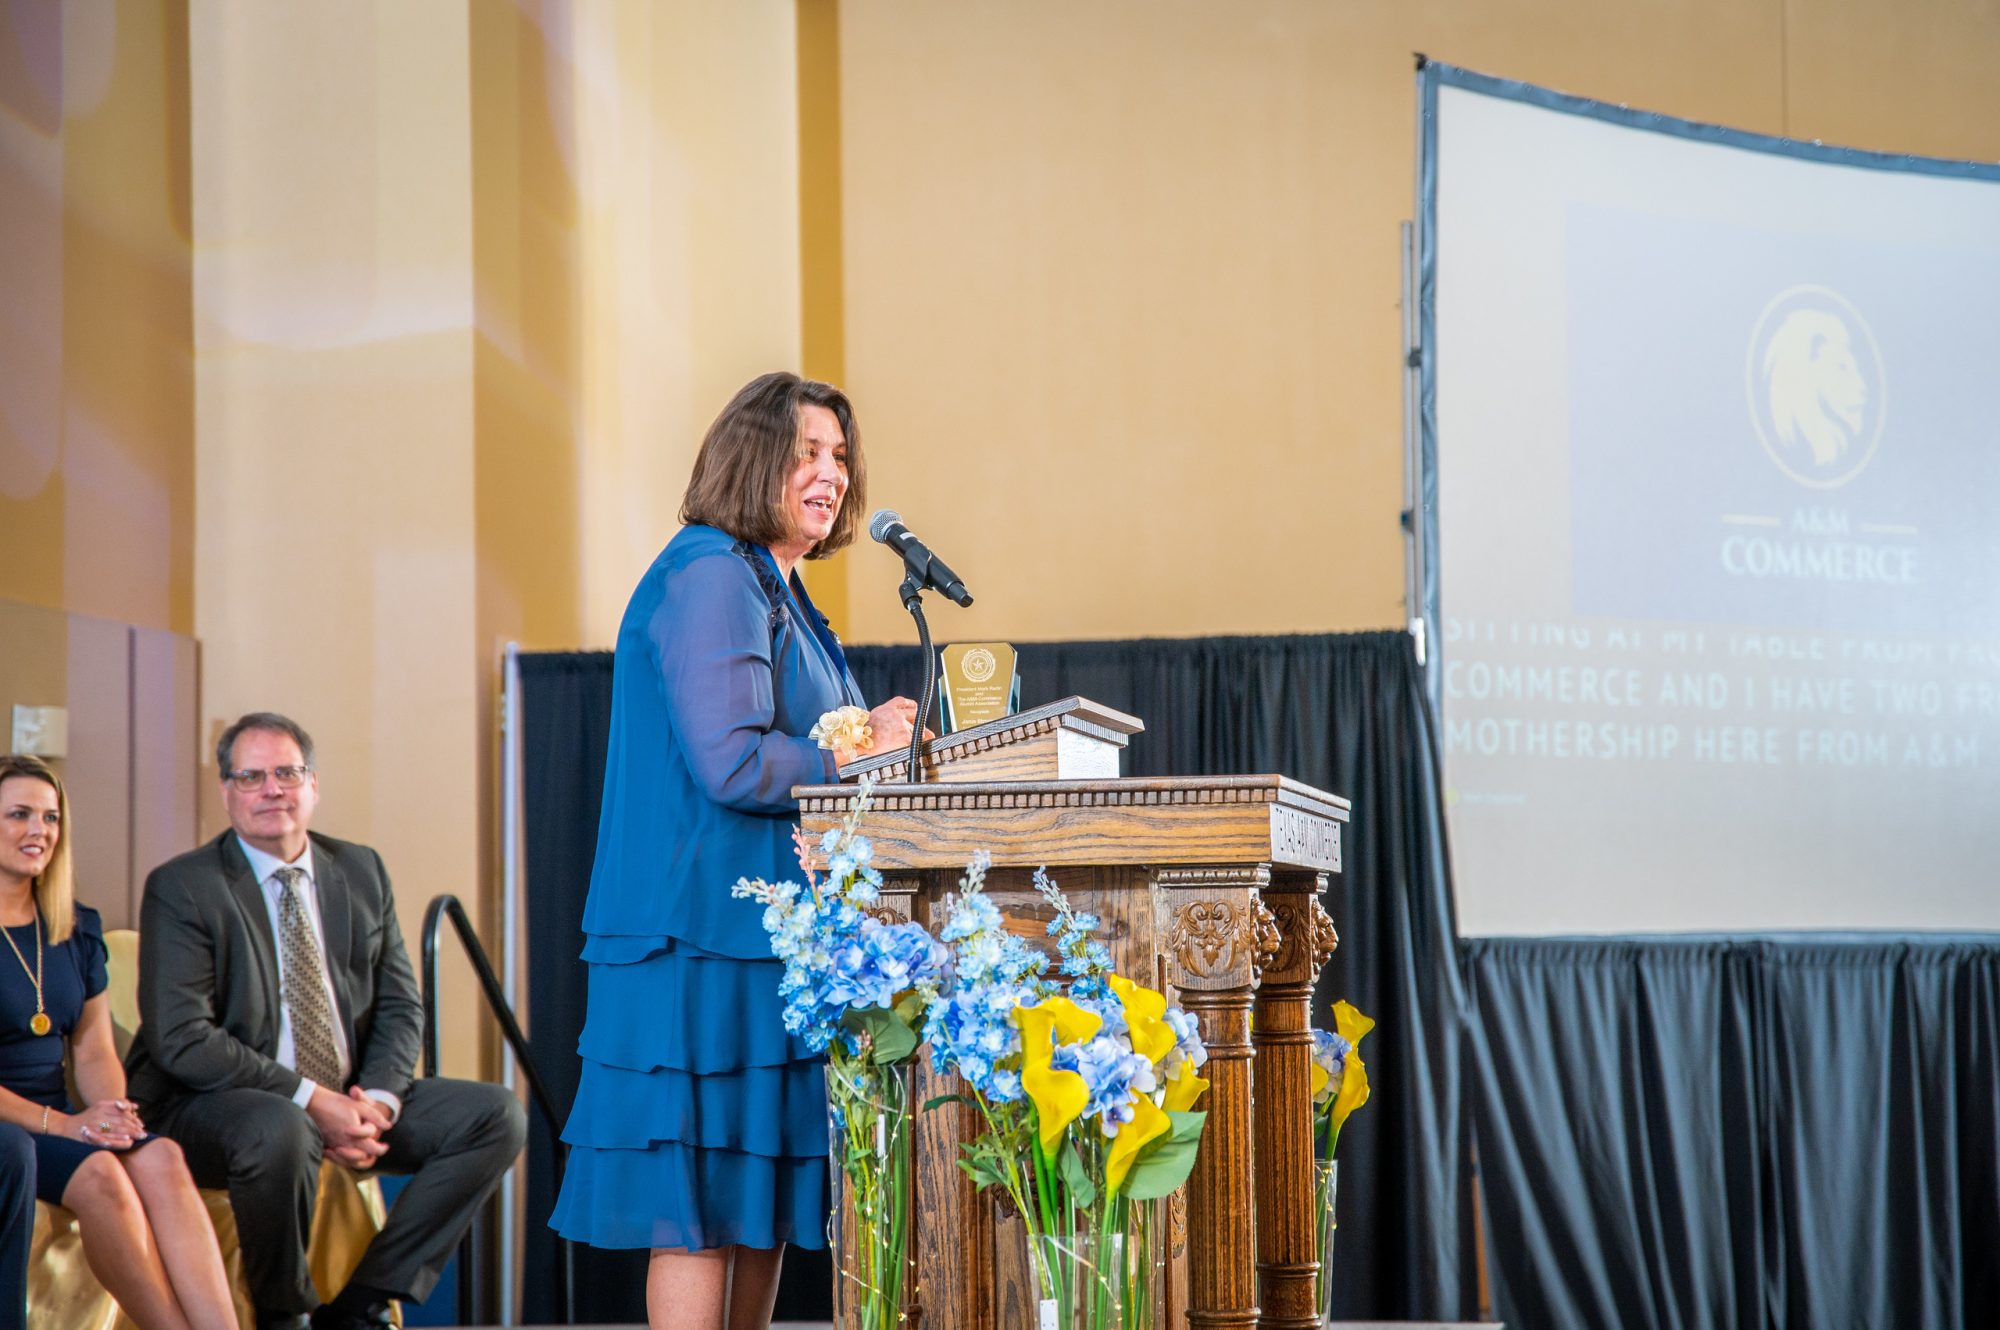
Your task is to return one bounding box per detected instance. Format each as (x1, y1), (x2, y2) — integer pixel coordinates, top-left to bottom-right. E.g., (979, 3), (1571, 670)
(923, 862), (1052, 1102)
(732, 809), (942, 1056)
(1310, 1028), (1352, 1105)
(1058, 1035), (1159, 1136)
(1036, 867), (1115, 1005)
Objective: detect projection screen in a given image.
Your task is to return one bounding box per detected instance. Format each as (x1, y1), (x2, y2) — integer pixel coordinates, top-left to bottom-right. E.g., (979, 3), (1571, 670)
(1416, 63), (2000, 936)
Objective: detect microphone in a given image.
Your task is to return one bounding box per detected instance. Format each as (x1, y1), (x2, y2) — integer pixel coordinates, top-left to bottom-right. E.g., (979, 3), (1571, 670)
(869, 509), (974, 607)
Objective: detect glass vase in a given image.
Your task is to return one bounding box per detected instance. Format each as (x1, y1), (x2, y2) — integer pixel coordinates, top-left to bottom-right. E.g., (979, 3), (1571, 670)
(827, 1057), (916, 1330)
(1313, 1158), (1338, 1328)
(1027, 1223), (1158, 1330)
(1122, 1198), (1164, 1330)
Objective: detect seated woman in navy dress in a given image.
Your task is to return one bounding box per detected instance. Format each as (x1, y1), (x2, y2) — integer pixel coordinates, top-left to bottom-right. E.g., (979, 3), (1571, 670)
(0, 755), (234, 1330)
(551, 373), (925, 1329)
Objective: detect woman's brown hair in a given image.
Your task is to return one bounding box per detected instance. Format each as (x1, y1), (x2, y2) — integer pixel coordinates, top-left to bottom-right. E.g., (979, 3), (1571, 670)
(0, 755), (77, 944)
(679, 371), (866, 559)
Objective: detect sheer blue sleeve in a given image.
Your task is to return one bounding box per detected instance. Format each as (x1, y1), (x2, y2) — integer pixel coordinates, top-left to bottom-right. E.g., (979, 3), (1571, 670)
(651, 552), (838, 813)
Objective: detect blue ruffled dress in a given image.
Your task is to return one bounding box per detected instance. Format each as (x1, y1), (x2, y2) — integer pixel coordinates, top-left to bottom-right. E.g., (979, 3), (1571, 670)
(552, 525), (863, 1251)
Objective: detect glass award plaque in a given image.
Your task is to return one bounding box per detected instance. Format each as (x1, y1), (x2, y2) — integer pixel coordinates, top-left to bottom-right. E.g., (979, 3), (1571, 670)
(939, 642), (1018, 732)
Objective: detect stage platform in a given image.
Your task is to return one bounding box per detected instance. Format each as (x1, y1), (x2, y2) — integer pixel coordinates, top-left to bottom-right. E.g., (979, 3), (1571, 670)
(486, 1322), (1503, 1329)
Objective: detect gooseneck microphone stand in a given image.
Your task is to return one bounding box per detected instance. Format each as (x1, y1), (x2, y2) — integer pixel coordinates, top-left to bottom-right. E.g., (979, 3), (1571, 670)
(900, 569), (937, 784)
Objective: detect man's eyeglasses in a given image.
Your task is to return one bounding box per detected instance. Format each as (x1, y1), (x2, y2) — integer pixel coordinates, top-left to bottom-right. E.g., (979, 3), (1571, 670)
(223, 765), (312, 792)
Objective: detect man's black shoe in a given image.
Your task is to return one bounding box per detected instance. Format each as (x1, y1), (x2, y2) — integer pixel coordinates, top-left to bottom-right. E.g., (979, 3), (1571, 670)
(309, 1302), (394, 1330)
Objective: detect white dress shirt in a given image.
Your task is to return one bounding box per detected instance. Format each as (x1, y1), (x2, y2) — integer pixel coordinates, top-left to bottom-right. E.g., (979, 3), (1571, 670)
(237, 837), (401, 1123)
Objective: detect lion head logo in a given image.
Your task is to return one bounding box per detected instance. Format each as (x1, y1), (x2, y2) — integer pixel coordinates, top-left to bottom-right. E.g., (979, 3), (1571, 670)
(1747, 286), (1885, 489)
(1764, 311), (1866, 465)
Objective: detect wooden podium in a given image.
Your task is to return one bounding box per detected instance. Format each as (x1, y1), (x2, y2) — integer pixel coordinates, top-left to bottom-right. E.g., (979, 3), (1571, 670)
(797, 698), (1351, 1330)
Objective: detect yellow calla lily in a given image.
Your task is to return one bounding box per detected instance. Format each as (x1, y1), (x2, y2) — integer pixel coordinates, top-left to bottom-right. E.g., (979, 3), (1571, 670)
(1329, 1000), (1374, 1132)
(1107, 975), (1176, 1065)
(1042, 994), (1103, 1047)
(1161, 1060), (1209, 1113)
(1333, 999), (1375, 1045)
(1014, 999), (1101, 1152)
(1310, 1061), (1330, 1101)
(1105, 1092), (1171, 1194)
(1331, 1050), (1369, 1130)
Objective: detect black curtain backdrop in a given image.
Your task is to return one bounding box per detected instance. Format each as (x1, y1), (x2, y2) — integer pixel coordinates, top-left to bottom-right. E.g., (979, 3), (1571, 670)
(513, 633), (1998, 1328)
(515, 652), (628, 1326)
(1464, 935), (2000, 1330)
(514, 631), (1473, 1322)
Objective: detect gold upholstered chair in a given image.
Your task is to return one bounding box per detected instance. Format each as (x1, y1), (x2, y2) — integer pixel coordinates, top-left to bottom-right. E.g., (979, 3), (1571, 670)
(27, 928), (393, 1330)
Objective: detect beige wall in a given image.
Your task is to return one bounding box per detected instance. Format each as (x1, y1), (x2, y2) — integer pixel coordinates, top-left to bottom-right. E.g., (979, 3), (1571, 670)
(188, 0), (486, 1073)
(0, 0), (193, 633)
(822, 0), (2000, 644)
(473, 0), (805, 657)
(0, 1), (199, 928)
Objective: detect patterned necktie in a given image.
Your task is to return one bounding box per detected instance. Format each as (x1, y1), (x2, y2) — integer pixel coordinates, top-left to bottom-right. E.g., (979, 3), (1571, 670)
(273, 866), (343, 1087)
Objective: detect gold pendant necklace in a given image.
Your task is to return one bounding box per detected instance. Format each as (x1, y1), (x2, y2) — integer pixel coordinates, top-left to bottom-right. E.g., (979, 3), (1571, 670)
(1, 911), (49, 1036)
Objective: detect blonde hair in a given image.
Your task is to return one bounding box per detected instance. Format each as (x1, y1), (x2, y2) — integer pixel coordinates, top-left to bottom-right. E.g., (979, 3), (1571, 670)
(0, 755), (76, 945)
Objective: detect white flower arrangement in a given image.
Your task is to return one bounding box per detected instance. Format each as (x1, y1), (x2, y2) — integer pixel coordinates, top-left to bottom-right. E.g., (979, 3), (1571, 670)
(810, 704), (873, 752)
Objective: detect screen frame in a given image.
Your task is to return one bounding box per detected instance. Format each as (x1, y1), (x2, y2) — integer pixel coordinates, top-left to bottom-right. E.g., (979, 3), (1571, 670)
(1409, 59), (2000, 712)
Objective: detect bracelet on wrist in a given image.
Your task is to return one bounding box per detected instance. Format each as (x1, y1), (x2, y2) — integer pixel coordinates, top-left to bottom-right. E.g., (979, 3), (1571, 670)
(38, 1106), (48, 1134)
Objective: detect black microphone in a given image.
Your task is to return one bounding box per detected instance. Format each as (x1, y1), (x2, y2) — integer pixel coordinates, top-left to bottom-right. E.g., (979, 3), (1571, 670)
(869, 509), (974, 607)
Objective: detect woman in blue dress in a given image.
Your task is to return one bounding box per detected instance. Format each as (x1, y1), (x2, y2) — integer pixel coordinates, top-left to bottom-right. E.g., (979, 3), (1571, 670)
(0, 755), (235, 1330)
(552, 372), (924, 1329)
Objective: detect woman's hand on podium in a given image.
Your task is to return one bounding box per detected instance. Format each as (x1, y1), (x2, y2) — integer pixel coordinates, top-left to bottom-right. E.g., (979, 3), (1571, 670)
(833, 696), (931, 767)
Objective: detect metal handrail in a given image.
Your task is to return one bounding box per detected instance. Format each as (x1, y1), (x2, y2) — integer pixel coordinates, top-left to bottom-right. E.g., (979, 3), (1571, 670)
(420, 893), (574, 1325)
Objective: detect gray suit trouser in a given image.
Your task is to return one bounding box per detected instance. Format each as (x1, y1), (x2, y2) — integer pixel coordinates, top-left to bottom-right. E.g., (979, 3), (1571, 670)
(154, 1077), (526, 1314)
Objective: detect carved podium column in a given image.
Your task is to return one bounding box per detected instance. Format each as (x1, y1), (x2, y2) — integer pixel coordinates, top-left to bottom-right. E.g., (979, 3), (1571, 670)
(1158, 866), (1276, 1330)
(798, 698), (1351, 1330)
(1253, 875), (1340, 1328)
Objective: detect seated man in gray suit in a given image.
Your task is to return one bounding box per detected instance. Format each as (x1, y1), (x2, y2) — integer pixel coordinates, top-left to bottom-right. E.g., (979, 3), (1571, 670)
(126, 713), (526, 1330)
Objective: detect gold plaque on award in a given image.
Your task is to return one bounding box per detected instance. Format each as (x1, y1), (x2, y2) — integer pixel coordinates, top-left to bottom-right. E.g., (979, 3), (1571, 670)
(939, 642), (1018, 732)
